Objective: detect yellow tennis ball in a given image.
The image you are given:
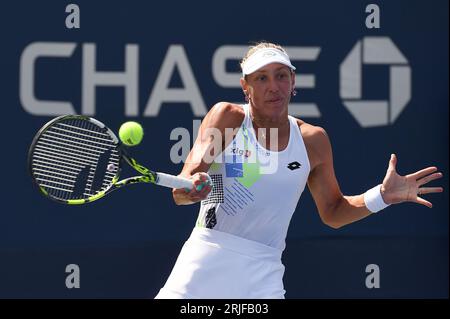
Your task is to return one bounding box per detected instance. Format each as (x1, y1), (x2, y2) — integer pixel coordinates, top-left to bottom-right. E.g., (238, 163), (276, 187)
(119, 121), (144, 146)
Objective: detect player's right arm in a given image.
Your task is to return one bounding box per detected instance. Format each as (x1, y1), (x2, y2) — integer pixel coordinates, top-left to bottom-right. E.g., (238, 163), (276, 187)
(173, 102), (244, 205)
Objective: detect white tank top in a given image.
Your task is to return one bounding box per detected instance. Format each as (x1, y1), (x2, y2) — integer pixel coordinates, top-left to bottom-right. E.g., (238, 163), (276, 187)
(197, 104), (310, 250)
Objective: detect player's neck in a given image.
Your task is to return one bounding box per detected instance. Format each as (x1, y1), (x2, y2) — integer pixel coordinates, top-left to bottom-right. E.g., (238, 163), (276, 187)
(249, 108), (289, 130)
(249, 109), (290, 151)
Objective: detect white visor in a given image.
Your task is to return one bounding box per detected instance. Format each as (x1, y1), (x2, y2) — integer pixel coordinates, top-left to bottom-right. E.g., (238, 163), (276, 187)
(242, 48), (296, 76)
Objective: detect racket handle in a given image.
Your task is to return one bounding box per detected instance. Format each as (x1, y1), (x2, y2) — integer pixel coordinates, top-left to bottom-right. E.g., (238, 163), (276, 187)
(155, 172), (194, 189)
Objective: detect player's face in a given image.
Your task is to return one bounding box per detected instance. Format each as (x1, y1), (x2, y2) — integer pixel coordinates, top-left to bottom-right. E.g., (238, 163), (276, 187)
(242, 63), (295, 117)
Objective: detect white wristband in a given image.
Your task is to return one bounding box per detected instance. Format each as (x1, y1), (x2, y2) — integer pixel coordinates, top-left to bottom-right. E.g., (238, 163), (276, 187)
(364, 184), (390, 213)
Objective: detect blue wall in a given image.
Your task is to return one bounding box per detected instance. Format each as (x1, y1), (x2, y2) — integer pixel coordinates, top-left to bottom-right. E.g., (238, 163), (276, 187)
(0, 0), (448, 298)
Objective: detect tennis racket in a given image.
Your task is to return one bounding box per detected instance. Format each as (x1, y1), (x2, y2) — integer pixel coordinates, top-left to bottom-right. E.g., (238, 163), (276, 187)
(28, 115), (200, 205)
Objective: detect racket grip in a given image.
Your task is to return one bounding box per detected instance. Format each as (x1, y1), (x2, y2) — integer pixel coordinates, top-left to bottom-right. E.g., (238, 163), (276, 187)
(155, 172), (194, 189)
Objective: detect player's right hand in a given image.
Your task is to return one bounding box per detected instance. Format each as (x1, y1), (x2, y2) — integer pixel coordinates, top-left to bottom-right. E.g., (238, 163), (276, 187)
(173, 172), (212, 205)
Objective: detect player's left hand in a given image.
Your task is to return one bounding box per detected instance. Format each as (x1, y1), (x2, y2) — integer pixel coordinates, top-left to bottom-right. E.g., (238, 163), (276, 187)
(381, 154), (444, 207)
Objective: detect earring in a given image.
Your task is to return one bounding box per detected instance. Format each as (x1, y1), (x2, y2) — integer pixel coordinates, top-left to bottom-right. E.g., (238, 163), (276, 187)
(244, 92), (249, 102)
(291, 89), (297, 97)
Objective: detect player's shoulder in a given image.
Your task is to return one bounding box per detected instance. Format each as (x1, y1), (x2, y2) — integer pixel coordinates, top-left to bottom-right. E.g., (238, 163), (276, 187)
(292, 118), (331, 169)
(205, 102), (245, 128)
(293, 118), (329, 143)
(211, 102), (245, 118)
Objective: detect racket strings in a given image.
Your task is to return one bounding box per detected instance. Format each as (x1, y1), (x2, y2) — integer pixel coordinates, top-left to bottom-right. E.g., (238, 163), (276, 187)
(31, 118), (120, 201)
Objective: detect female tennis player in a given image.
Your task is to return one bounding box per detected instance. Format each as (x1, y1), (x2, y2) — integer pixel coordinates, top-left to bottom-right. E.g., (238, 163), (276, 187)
(155, 42), (444, 299)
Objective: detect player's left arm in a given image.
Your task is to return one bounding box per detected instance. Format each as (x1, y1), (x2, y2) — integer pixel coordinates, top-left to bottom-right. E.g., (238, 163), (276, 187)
(306, 127), (444, 229)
